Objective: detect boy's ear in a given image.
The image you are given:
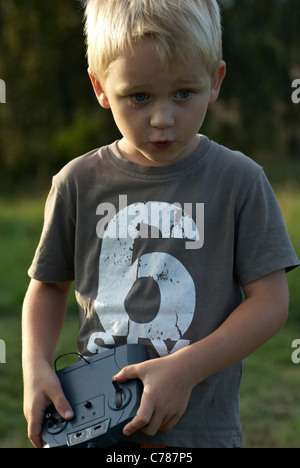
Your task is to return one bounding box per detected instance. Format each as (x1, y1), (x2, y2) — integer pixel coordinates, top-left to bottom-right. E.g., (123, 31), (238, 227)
(88, 69), (111, 109)
(209, 61), (226, 104)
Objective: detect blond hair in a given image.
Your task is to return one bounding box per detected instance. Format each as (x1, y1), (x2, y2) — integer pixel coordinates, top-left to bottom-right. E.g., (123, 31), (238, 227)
(83, 0), (222, 80)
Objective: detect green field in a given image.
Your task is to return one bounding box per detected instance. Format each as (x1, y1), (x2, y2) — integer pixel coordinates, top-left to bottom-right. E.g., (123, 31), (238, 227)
(0, 187), (299, 448)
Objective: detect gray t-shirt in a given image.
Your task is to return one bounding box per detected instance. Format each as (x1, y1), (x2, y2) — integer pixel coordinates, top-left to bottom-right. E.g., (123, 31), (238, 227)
(28, 135), (299, 447)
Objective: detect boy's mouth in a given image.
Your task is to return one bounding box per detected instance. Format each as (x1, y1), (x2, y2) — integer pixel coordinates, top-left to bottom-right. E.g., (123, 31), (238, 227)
(151, 141), (174, 150)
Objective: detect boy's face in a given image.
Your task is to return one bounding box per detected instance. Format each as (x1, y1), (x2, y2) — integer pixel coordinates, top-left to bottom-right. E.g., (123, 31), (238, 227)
(90, 42), (225, 166)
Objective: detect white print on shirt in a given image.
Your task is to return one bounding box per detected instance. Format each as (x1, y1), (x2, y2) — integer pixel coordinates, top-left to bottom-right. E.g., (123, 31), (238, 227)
(87, 199), (204, 357)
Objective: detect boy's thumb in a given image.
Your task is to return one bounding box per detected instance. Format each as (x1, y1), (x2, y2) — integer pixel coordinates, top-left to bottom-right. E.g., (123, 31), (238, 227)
(48, 383), (74, 420)
(113, 364), (138, 382)
(54, 395), (74, 420)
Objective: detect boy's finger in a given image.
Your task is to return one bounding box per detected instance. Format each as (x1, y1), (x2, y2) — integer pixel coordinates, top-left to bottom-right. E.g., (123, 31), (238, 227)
(123, 390), (154, 437)
(27, 411), (44, 448)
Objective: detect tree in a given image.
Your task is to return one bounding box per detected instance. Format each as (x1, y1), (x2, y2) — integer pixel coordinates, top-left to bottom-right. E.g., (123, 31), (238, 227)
(207, 0), (300, 160)
(0, 0), (299, 193)
(0, 0), (119, 192)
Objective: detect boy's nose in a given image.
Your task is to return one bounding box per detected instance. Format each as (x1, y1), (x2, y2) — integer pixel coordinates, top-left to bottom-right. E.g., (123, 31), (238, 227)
(150, 101), (175, 129)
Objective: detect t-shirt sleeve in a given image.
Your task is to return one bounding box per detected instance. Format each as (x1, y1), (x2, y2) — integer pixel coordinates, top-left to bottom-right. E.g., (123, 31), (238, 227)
(28, 179), (75, 282)
(234, 169), (299, 286)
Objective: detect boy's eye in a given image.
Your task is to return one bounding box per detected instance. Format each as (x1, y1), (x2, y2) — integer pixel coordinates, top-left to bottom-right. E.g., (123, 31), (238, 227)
(175, 89), (193, 100)
(130, 93), (149, 103)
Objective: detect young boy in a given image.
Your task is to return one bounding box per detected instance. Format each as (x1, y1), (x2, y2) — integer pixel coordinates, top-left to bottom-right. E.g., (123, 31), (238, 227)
(22, 0), (299, 448)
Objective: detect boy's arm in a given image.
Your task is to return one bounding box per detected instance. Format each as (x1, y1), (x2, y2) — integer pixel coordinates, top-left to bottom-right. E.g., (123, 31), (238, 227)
(114, 269), (289, 438)
(22, 279), (74, 448)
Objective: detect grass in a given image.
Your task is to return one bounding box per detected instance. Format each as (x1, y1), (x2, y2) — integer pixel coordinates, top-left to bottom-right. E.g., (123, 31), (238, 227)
(0, 197), (45, 314)
(274, 185), (300, 320)
(0, 185), (299, 448)
(240, 324), (300, 448)
(0, 196), (78, 448)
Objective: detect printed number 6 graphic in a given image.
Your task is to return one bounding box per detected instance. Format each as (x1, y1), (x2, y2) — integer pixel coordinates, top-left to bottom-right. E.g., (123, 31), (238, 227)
(88, 202), (198, 357)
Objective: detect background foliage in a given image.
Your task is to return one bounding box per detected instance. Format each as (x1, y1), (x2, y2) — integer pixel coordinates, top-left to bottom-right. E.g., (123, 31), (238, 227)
(0, 0), (300, 193)
(0, 0), (299, 449)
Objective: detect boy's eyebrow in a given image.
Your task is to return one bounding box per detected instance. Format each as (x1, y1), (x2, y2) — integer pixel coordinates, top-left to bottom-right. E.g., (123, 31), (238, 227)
(115, 82), (147, 94)
(116, 76), (208, 94)
(175, 77), (208, 87)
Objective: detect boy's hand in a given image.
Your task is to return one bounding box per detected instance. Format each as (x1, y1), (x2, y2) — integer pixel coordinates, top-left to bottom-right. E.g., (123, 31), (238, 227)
(23, 363), (74, 448)
(113, 354), (193, 438)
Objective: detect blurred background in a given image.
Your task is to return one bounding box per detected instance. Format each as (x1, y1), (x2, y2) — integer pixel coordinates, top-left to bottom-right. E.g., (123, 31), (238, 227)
(0, 0), (299, 448)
